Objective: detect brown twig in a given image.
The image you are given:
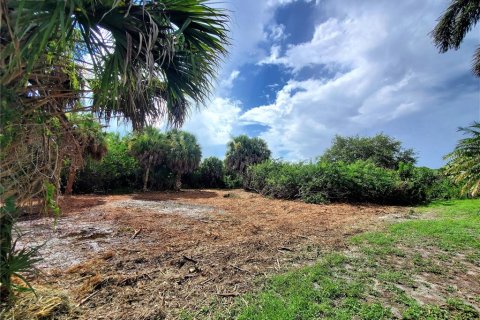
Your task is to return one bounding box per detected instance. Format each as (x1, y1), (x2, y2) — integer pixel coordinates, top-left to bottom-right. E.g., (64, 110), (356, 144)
(78, 290), (100, 306)
(131, 228), (143, 239)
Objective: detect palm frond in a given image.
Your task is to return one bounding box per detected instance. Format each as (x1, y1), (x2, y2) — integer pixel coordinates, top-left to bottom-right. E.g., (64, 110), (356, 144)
(2, 0), (230, 128)
(444, 122), (480, 196)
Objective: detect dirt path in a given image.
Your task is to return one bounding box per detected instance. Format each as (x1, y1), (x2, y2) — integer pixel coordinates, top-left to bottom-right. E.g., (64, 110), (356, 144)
(16, 190), (405, 319)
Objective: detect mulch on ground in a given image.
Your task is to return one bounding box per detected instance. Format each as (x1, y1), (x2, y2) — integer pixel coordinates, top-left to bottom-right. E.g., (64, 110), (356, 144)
(15, 189), (404, 319)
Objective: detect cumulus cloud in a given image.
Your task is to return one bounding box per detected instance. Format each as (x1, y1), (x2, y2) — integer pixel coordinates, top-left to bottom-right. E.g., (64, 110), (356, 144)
(182, 97), (242, 147)
(216, 0), (313, 83)
(243, 0), (479, 164)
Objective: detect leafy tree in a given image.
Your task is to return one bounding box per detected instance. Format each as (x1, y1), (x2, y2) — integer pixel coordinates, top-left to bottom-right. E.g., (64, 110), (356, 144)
(225, 135), (271, 176)
(199, 157), (225, 188)
(1, 0), (228, 301)
(165, 130), (202, 190)
(64, 114), (107, 195)
(129, 127), (168, 191)
(320, 134), (416, 169)
(444, 122), (480, 196)
(431, 0), (480, 77)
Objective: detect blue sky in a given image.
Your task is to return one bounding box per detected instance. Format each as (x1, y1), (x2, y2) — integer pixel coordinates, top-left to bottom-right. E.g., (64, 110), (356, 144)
(113, 0), (480, 168)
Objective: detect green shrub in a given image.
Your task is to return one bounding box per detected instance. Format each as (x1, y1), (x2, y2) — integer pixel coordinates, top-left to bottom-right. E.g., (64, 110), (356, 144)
(183, 157), (226, 189)
(224, 173), (242, 189)
(298, 162), (352, 203)
(245, 160), (459, 205)
(244, 161), (285, 193)
(149, 165), (176, 190)
(345, 160), (400, 203)
(245, 160), (326, 201)
(72, 133), (141, 193)
(199, 157), (225, 188)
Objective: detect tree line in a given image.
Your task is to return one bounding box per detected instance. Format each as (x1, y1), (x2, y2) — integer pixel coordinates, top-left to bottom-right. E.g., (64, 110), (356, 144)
(68, 121), (478, 206)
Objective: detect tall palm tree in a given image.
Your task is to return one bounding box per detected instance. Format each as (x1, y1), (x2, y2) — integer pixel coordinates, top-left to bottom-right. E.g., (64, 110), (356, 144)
(432, 0), (480, 77)
(225, 135), (271, 176)
(165, 130), (202, 190)
(129, 127), (168, 191)
(444, 122), (480, 197)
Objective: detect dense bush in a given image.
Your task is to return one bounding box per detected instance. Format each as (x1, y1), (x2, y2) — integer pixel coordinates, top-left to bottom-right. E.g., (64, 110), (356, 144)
(183, 157), (226, 188)
(70, 132), (462, 202)
(198, 157), (225, 188)
(244, 161), (309, 199)
(245, 160), (459, 205)
(223, 173), (243, 189)
(71, 133), (142, 193)
(183, 157), (246, 189)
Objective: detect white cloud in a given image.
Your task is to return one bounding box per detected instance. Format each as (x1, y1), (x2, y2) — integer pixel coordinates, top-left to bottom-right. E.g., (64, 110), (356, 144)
(267, 24), (287, 42)
(258, 45), (283, 65)
(182, 97), (242, 147)
(220, 70), (240, 89)
(242, 0), (480, 163)
(216, 0), (313, 88)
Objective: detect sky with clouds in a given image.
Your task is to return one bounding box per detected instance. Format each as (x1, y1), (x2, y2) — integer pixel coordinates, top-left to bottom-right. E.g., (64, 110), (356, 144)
(125, 0), (480, 168)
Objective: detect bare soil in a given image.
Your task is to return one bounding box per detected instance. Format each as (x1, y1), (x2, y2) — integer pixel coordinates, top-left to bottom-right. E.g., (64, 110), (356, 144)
(16, 189), (404, 319)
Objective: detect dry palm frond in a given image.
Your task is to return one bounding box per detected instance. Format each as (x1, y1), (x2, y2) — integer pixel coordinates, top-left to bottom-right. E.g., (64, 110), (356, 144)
(1, 286), (73, 320)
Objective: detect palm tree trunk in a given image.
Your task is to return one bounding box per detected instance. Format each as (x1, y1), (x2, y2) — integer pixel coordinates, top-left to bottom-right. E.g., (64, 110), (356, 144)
(175, 172), (182, 191)
(143, 165), (150, 192)
(65, 164), (78, 195)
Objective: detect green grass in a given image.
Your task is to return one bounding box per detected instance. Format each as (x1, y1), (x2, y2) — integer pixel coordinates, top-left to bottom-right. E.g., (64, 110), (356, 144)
(352, 199), (480, 251)
(204, 199), (480, 320)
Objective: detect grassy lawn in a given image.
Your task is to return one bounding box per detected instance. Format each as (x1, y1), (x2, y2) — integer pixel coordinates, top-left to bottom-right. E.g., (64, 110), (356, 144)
(195, 199), (480, 319)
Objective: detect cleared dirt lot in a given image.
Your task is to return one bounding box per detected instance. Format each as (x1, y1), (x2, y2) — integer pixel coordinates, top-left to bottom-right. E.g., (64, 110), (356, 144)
(16, 189), (404, 319)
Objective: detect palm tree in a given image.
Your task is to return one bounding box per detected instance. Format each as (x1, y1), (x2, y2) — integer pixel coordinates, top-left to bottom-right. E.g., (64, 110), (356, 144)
(0, 0), (228, 301)
(444, 122), (480, 197)
(129, 127), (168, 191)
(431, 0), (480, 77)
(225, 135), (271, 176)
(64, 114), (108, 195)
(2, 0), (229, 128)
(1, 0), (228, 201)
(165, 130), (202, 190)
